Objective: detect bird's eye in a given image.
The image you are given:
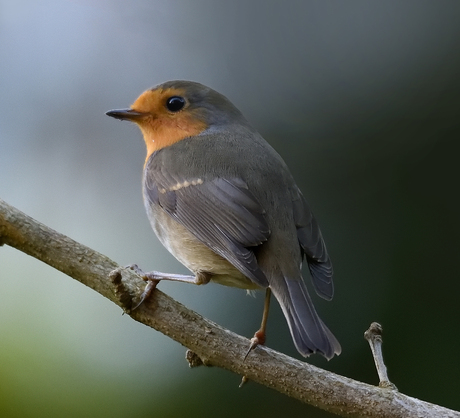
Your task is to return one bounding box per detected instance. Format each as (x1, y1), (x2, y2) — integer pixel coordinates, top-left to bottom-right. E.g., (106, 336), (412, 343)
(166, 96), (186, 112)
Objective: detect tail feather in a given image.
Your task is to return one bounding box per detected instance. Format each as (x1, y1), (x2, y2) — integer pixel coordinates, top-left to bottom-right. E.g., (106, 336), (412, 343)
(272, 277), (341, 360)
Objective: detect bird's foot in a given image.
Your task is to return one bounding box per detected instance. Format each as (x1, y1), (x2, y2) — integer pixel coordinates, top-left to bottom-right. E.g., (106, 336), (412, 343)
(244, 329), (266, 361)
(243, 288), (271, 360)
(126, 264), (203, 310)
(126, 264), (161, 310)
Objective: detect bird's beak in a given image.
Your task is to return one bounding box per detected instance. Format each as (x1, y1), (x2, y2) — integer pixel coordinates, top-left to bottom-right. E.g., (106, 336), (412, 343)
(105, 108), (147, 121)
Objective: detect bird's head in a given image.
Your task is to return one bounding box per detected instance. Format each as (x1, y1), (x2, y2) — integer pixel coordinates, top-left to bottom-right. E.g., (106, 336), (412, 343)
(106, 80), (247, 162)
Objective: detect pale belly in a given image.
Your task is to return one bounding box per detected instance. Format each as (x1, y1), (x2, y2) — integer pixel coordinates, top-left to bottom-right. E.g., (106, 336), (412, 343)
(149, 208), (260, 290)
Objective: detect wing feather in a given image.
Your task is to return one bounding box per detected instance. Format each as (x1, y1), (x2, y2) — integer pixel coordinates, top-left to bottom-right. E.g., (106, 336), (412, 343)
(292, 189), (334, 300)
(146, 175), (270, 287)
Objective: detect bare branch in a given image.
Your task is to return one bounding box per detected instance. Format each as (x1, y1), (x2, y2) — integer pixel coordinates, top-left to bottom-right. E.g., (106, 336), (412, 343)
(365, 322), (397, 390)
(1, 198), (458, 418)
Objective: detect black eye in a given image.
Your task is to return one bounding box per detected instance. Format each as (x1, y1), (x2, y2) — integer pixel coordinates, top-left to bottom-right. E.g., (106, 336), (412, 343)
(166, 96), (186, 112)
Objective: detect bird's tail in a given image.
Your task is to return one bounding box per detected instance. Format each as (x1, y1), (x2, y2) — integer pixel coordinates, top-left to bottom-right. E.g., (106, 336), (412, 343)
(271, 277), (341, 360)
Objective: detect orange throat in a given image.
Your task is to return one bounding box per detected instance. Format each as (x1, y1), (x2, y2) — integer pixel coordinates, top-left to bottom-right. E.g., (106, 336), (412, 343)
(139, 115), (207, 165)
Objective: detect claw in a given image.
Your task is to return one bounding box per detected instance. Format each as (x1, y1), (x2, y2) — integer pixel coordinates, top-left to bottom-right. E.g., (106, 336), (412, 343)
(243, 329), (266, 361)
(126, 264), (199, 310)
(126, 264), (146, 278)
(132, 278), (160, 310)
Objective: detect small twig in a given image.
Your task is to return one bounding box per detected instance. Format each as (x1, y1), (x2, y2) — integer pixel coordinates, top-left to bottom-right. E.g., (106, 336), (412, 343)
(364, 322), (397, 390)
(239, 375), (249, 388)
(185, 350), (204, 368)
(109, 267), (133, 313)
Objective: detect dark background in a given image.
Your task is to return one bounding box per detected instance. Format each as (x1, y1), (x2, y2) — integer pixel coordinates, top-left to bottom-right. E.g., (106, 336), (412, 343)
(1, 1), (459, 417)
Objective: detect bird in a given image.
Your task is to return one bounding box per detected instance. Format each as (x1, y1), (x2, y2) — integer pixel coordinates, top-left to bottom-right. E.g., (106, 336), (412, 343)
(106, 80), (341, 360)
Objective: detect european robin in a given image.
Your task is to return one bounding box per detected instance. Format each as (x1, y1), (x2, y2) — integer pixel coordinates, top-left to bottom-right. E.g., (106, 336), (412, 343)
(106, 80), (341, 359)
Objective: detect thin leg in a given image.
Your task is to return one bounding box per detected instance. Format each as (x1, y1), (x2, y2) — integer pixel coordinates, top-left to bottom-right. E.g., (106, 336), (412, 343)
(128, 264), (204, 283)
(244, 287), (271, 360)
(128, 264), (212, 310)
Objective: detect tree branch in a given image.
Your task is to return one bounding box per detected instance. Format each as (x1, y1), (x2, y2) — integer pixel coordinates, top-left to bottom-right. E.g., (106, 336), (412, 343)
(0, 198), (458, 418)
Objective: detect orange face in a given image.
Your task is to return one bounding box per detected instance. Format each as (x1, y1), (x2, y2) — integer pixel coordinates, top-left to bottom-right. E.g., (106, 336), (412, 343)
(129, 87), (208, 164)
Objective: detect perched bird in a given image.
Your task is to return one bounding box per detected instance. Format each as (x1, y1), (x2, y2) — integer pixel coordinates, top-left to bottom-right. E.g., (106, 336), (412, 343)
(106, 80), (341, 359)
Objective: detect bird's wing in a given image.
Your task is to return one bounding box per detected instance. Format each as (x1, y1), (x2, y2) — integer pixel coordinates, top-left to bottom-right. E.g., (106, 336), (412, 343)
(292, 188), (334, 300)
(145, 175), (270, 287)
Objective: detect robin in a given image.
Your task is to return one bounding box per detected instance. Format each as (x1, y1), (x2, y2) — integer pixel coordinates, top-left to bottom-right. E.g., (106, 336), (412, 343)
(106, 80), (341, 360)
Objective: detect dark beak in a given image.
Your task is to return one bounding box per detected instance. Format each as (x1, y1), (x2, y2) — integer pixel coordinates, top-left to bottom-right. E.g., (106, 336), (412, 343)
(105, 108), (146, 121)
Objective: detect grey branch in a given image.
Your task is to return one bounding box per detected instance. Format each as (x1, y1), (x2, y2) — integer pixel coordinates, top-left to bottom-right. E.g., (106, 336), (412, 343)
(364, 322), (397, 390)
(0, 198), (458, 418)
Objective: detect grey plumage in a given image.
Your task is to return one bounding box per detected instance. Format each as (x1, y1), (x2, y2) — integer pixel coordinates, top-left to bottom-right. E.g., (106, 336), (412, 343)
(108, 80), (341, 359)
(141, 84), (341, 358)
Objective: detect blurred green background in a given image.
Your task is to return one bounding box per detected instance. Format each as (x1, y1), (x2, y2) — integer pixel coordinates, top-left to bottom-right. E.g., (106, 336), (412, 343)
(1, 1), (459, 417)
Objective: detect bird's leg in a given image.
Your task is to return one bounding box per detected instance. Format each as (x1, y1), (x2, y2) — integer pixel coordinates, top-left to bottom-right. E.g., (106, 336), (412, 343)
(127, 264), (212, 310)
(244, 287), (271, 360)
